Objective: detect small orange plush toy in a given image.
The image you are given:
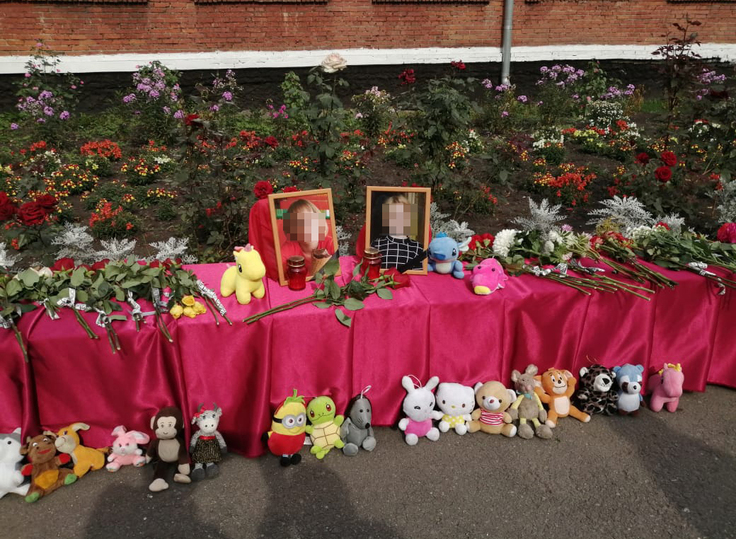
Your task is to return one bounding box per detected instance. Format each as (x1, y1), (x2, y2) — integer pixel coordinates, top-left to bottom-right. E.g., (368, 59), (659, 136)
(52, 423), (109, 478)
(534, 368), (591, 428)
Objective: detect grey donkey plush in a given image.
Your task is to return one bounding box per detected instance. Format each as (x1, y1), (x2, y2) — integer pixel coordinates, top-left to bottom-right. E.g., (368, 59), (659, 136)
(509, 365), (553, 439)
(340, 387), (376, 456)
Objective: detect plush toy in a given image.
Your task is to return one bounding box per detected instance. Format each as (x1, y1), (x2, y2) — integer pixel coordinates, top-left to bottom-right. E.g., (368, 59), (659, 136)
(467, 381), (517, 437)
(20, 433), (77, 503)
(427, 233), (470, 279)
(534, 368), (591, 427)
(398, 375), (443, 445)
(0, 428), (29, 499)
(190, 403), (227, 481)
(340, 386), (376, 456)
(509, 366), (553, 439)
(220, 244), (266, 305)
(267, 389), (307, 467)
(436, 382), (475, 435)
(106, 425), (150, 471)
(470, 258), (508, 295)
(574, 364), (618, 416)
(54, 423), (109, 478)
(306, 396), (345, 460)
(146, 407), (191, 492)
(613, 364), (645, 416)
(647, 363), (684, 413)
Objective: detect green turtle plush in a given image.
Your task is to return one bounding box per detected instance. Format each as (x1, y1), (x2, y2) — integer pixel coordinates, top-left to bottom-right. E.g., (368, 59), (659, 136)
(305, 396), (345, 460)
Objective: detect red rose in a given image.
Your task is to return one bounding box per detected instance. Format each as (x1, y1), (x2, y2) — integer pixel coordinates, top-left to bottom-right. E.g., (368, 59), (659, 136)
(35, 194), (57, 213)
(0, 192), (18, 222)
(655, 221), (670, 230)
(655, 166), (672, 183)
(282, 186), (299, 193)
(91, 259), (109, 271)
(399, 69), (416, 85)
(264, 136), (279, 148)
(149, 260), (161, 268)
(383, 268), (411, 289)
(660, 151), (677, 167)
(254, 180), (274, 200)
(51, 258), (76, 272)
(635, 153), (650, 164)
(717, 223), (736, 244)
(17, 202), (47, 226)
(451, 60), (466, 71)
(468, 234), (481, 250)
(184, 114), (200, 127)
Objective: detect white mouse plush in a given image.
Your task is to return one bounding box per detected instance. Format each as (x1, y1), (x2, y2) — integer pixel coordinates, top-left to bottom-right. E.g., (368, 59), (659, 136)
(398, 376), (443, 446)
(436, 382), (475, 435)
(0, 428), (29, 498)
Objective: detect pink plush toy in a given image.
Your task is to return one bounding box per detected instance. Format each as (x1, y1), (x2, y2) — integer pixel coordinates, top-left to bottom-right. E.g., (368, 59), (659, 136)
(471, 258), (508, 295)
(106, 425), (150, 472)
(647, 363), (684, 413)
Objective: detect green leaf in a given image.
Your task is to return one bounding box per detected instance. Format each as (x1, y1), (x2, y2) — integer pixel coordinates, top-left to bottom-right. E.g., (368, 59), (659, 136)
(313, 301), (331, 309)
(321, 258), (340, 276)
(352, 262), (363, 277)
(376, 288), (393, 300)
(326, 279), (341, 301)
(108, 314), (127, 322)
(6, 279), (22, 297)
(343, 298), (364, 311)
(335, 308), (352, 328)
(19, 269), (40, 288)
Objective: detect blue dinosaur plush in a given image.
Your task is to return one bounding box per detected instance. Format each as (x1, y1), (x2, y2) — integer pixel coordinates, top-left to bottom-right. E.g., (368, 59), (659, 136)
(612, 364), (644, 416)
(427, 233), (470, 279)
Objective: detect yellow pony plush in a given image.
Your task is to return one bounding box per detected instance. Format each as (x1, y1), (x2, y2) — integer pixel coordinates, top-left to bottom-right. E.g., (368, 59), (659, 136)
(220, 244), (266, 304)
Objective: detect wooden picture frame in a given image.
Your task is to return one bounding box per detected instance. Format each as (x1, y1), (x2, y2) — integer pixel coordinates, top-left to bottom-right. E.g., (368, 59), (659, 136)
(365, 186), (431, 275)
(268, 189), (341, 287)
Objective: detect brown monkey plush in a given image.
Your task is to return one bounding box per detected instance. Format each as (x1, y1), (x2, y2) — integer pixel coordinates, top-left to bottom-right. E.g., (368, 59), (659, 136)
(146, 406), (191, 492)
(20, 434), (78, 503)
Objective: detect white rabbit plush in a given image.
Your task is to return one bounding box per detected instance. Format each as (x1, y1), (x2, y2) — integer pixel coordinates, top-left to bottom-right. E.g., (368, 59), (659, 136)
(0, 428), (29, 499)
(436, 382), (475, 435)
(398, 376), (443, 446)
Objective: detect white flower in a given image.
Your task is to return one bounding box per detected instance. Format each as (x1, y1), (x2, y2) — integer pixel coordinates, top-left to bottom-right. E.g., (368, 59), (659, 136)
(320, 53), (347, 74)
(548, 230), (562, 244)
(543, 240), (555, 254)
(0, 243), (20, 269)
(493, 229), (519, 258)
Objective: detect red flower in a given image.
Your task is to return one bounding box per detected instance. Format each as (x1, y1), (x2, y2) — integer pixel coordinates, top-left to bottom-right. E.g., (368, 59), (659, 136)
(450, 60), (466, 71)
(35, 194), (57, 213)
(468, 233), (495, 251)
(264, 136), (279, 148)
(184, 114), (200, 126)
(17, 202), (47, 226)
(0, 192), (18, 222)
(655, 166), (672, 183)
(655, 221), (670, 230)
(398, 69), (416, 85)
(91, 259), (109, 271)
(660, 151), (677, 167)
(717, 223), (736, 244)
(282, 186), (299, 193)
(383, 268), (411, 289)
(51, 258), (76, 272)
(635, 153), (650, 164)
(149, 260), (161, 268)
(254, 180), (274, 200)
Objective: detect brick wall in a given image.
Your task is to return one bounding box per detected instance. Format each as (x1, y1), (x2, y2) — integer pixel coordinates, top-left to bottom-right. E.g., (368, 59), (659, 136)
(0, 0), (733, 57)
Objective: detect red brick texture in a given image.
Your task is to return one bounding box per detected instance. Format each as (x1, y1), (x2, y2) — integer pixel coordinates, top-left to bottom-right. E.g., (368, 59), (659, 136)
(0, 0), (733, 57)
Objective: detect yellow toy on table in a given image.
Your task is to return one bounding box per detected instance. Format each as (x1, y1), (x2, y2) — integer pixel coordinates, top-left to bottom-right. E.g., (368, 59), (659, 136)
(220, 244), (266, 305)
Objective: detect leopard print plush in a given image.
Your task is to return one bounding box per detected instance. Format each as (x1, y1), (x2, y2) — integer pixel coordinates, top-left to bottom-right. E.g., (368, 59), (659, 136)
(574, 364), (618, 415)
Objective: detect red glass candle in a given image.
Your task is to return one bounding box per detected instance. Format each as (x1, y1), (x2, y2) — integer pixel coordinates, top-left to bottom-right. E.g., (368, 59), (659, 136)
(287, 256), (307, 290)
(362, 248), (382, 280)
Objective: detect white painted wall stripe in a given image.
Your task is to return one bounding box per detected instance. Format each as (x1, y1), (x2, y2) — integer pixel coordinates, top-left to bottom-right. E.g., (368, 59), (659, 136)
(0, 44), (734, 74)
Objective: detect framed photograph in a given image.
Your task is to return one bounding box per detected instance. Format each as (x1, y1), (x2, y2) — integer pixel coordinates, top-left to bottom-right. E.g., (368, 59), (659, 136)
(268, 189), (341, 286)
(365, 186), (431, 275)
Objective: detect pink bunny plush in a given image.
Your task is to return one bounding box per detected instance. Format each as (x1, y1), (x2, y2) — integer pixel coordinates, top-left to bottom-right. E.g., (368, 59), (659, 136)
(106, 426), (150, 472)
(471, 258), (508, 295)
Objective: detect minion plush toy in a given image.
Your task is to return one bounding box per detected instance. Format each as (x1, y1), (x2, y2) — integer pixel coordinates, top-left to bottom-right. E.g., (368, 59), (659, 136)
(267, 389), (307, 467)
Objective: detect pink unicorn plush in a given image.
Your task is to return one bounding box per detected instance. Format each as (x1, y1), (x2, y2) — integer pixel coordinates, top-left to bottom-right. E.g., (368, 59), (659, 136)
(106, 426), (150, 471)
(471, 258), (508, 295)
(647, 363), (684, 413)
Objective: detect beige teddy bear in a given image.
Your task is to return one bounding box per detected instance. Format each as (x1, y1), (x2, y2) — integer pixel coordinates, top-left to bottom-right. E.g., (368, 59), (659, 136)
(467, 381), (517, 437)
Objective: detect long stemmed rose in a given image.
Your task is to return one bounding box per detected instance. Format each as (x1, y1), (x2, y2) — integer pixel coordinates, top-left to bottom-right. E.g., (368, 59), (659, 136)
(0, 269), (41, 362)
(244, 258), (408, 328)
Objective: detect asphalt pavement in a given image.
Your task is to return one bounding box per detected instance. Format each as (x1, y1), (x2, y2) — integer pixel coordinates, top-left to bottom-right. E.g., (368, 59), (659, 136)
(2, 385), (735, 539)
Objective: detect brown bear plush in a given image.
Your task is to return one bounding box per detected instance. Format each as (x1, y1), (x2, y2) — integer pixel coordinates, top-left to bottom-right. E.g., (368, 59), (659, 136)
(467, 381), (518, 437)
(20, 434), (78, 503)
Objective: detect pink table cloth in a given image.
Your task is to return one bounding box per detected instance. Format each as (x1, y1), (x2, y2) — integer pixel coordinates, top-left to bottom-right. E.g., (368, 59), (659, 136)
(1, 257), (734, 457)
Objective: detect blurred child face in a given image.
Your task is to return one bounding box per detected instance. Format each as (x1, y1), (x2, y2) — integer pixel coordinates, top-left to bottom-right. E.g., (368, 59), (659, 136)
(286, 207), (327, 243)
(382, 202), (412, 236)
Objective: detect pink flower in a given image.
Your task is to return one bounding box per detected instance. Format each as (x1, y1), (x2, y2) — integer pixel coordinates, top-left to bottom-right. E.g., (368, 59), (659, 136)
(24, 73), (31, 78)
(717, 223), (736, 244)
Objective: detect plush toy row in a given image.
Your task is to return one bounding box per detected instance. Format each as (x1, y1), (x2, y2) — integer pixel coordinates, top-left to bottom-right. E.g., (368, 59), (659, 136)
(398, 362), (685, 445)
(0, 403), (226, 502)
